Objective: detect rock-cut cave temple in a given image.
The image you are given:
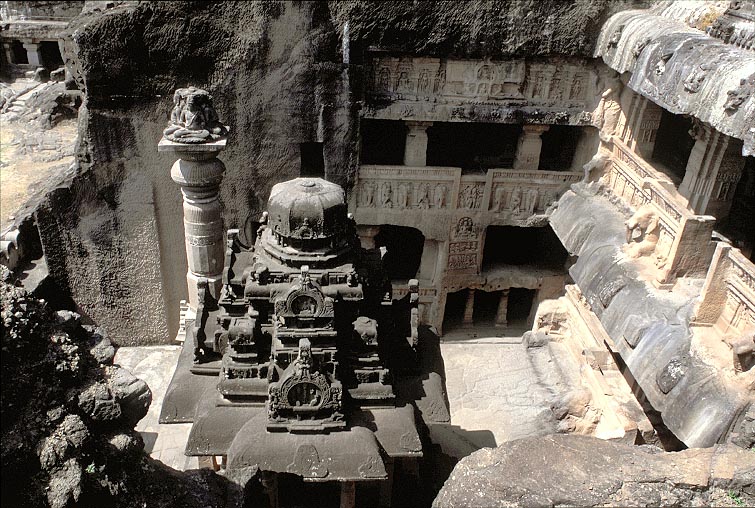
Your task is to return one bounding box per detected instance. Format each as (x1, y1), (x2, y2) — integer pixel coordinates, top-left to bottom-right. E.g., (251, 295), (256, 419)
(0, 1), (754, 507)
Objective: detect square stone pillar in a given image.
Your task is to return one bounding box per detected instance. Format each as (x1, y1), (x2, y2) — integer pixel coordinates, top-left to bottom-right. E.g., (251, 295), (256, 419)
(22, 42), (41, 67)
(629, 97), (662, 159)
(2, 42), (13, 65)
(403, 121), (432, 166)
(494, 289), (509, 328)
(513, 124), (549, 170)
(462, 289), (475, 327)
(159, 138), (227, 310)
(678, 124), (743, 218)
(356, 225), (380, 250)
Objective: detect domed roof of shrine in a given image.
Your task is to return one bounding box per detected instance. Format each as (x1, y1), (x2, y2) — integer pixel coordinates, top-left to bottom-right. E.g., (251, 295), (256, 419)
(267, 178), (347, 241)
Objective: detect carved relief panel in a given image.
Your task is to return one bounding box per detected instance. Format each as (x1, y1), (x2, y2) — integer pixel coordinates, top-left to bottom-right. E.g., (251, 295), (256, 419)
(369, 56), (596, 114)
(448, 217), (481, 271)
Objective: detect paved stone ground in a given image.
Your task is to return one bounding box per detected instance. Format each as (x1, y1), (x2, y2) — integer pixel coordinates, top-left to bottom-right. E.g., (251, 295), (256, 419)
(440, 339), (560, 450)
(114, 345), (198, 471)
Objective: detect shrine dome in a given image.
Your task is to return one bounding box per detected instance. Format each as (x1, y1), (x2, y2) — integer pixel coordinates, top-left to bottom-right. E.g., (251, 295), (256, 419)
(267, 178), (348, 242)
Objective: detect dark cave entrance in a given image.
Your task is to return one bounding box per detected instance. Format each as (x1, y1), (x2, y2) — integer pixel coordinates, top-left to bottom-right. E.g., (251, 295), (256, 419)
(472, 289), (502, 326)
(300, 142), (325, 178)
(426, 122), (521, 172)
(481, 225), (568, 269)
(11, 40), (27, 64)
(39, 41), (63, 70)
(538, 125), (582, 171)
(506, 287), (536, 329)
(650, 110), (695, 185)
(360, 119), (406, 165)
(442, 289), (468, 333)
(374, 225), (424, 282)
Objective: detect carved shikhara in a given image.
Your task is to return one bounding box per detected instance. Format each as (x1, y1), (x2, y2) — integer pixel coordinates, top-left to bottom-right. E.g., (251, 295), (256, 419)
(163, 87), (229, 143)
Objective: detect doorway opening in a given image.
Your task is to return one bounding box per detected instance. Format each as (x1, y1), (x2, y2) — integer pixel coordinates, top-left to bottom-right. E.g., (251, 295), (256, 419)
(374, 225), (424, 282)
(506, 287), (536, 329)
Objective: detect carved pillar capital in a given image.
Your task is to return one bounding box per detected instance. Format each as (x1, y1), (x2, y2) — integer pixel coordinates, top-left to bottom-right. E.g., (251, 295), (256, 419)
(521, 124), (550, 136)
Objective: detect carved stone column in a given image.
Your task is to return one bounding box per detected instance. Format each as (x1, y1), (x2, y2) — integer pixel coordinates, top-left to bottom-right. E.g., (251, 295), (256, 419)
(494, 289), (509, 328)
(403, 121), (432, 166)
(462, 289), (475, 327)
(22, 41), (41, 67)
(158, 86), (230, 311)
(160, 140), (226, 309)
(513, 124), (549, 170)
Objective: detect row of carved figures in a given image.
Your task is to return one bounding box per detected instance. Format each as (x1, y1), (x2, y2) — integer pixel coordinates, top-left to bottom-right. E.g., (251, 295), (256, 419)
(491, 185), (558, 215)
(359, 181), (449, 209)
(372, 63), (588, 102)
(358, 180), (560, 213)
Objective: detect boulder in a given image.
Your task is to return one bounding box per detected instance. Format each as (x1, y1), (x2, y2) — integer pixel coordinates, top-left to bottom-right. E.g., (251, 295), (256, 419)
(434, 434), (755, 507)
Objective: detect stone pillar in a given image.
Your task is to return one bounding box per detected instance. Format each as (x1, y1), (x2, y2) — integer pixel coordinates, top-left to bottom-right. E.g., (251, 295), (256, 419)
(259, 471), (279, 508)
(629, 97), (662, 159)
(22, 41), (41, 67)
(494, 289), (509, 328)
(340, 481), (356, 508)
(678, 124), (741, 216)
(379, 457), (394, 507)
(2, 42), (13, 65)
(403, 121), (432, 166)
(159, 139), (227, 310)
(462, 289), (475, 327)
(702, 137), (745, 219)
(513, 124), (549, 170)
(356, 225), (380, 250)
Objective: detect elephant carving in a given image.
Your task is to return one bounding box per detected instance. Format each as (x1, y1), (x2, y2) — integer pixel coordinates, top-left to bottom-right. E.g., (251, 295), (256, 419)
(623, 205), (660, 259)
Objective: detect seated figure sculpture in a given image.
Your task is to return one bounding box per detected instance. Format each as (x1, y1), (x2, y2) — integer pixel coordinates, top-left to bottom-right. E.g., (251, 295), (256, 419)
(163, 87), (229, 143)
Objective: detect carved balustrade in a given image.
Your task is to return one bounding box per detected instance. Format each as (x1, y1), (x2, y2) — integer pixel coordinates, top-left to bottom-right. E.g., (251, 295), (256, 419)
(606, 138), (716, 286)
(351, 165), (581, 219)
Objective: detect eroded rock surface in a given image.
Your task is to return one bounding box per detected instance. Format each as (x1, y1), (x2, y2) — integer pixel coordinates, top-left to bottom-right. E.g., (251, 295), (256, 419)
(0, 266), (229, 508)
(433, 434), (755, 508)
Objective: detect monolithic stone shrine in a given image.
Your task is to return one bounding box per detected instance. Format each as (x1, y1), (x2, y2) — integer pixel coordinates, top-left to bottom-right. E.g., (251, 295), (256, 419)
(0, 1), (754, 508)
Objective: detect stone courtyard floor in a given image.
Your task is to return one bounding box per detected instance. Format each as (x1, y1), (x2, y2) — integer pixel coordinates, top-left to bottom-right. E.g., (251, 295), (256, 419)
(115, 330), (569, 470)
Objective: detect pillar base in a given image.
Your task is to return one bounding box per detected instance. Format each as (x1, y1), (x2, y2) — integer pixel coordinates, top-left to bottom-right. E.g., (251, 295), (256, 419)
(187, 272), (223, 310)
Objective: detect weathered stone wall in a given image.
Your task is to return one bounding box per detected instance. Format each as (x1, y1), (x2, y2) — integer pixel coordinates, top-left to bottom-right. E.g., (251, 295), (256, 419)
(42, 0), (647, 345)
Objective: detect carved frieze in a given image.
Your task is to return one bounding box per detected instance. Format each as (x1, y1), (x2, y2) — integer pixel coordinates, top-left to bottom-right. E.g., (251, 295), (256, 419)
(366, 56), (597, 123)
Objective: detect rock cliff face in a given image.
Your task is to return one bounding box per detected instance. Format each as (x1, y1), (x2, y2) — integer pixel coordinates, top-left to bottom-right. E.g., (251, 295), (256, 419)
(34, 0), (648, 345)
(433, 434), (755, 508)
